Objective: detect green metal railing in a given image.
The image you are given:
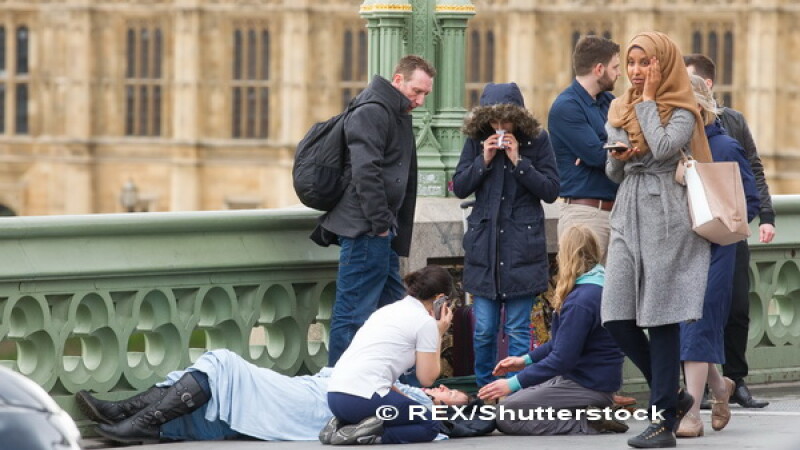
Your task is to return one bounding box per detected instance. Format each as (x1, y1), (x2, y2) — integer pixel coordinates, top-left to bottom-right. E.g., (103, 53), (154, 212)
(0, 208), (339, 421)
(1, 197), (799, 420)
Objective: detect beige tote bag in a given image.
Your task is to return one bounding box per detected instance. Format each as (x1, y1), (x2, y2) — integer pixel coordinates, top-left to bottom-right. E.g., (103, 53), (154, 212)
(675, 156), (751, 246)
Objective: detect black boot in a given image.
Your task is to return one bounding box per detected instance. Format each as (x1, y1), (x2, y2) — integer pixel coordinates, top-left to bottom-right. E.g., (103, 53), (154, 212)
(95, 373), (210, 444)
(75, 386), (168, 425)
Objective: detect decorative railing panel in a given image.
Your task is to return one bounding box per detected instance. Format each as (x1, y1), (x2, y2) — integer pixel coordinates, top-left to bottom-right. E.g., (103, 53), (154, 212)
(0, 208), (339, 421)
(2, 197), (800, 419)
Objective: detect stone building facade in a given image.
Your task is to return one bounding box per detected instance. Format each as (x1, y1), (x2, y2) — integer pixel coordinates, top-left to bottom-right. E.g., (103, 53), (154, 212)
(0, 0), (795, 215)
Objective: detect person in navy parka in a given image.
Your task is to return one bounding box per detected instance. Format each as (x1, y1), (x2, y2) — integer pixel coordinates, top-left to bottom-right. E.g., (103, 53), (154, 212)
(453, 83), (560, 387)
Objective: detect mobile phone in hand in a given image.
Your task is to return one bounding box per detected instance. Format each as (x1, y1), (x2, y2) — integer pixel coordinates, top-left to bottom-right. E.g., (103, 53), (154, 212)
(496, 130), (507, 150)
(433, 296), (449, 320)
(604, 143), (628, 153)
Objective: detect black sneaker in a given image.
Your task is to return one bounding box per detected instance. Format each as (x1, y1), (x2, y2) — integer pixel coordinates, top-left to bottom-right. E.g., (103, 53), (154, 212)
(330, 416), (384, 445)
(319, 416), (340, 444)
(627, 421), (677, 448)
(586, 406), (629, 433)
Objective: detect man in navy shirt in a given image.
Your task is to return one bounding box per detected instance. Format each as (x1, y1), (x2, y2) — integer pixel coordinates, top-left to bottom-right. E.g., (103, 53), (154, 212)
(549, 36), (620, 260)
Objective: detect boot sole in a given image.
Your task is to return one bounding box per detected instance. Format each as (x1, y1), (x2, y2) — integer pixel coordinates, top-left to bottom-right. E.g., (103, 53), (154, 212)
(95, 425), (160, 445)
(76, 391), (115, 425)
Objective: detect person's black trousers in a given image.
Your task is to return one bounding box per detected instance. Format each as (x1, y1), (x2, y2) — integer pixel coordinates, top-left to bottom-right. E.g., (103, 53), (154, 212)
(723, 240), (750, 384)
(605, 320), (681, 430)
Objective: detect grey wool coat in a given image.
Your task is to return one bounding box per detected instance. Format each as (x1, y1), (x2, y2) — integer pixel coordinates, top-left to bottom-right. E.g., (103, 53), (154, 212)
(601, 101), (710, 327)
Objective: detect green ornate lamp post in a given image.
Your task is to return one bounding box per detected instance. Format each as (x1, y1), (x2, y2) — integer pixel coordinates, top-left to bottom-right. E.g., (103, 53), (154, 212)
(360, 0), (476, 197)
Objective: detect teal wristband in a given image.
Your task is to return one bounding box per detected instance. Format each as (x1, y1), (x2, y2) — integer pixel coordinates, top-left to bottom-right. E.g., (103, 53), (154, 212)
(523, 354), (533, 365)
(508, 375), (522, 392)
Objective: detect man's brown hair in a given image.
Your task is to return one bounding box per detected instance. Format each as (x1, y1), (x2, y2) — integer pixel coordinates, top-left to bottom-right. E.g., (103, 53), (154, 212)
(684, 53), (716, 84)
(394, 54), (436, 80)
(573, 35), (620, 76)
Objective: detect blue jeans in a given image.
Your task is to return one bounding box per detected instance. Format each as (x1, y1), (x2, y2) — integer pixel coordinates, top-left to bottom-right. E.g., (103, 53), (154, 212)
(327, 233), (405, 366)
(159, 372), (243, 441)
(161, 403), (242, 441)
(473, 295), (535, 386)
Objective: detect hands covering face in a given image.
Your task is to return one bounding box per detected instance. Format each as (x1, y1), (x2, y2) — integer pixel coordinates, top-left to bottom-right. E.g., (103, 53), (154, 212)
(483, 131), (521, 167)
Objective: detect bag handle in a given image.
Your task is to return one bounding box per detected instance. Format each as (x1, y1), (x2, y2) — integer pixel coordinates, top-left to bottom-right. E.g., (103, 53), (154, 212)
(675, 149), (694, 186)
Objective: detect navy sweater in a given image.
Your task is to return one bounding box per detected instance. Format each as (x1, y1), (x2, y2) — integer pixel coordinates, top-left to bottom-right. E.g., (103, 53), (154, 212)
(549, 80), (619, 201)
(516, 284), (624, 393)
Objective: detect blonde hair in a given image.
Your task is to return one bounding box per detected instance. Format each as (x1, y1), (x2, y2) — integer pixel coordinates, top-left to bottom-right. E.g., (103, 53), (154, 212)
(552, 225), (602, 312)
(690, 74), (719, 126)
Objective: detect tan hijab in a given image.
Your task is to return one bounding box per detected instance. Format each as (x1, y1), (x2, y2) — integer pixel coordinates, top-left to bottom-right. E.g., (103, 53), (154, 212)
(608, 31), (712, 163)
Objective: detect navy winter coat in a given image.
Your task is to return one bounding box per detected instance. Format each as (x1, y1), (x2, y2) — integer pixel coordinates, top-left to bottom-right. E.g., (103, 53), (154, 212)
(452, 83), (560, 300)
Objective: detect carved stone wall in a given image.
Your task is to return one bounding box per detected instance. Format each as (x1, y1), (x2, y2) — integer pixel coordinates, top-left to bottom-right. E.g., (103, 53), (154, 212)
(0, 0), (795, 216)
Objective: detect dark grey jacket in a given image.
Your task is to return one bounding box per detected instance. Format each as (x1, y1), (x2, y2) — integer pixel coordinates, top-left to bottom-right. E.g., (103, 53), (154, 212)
(720, 108), (775, 225)
(314, 75), (418, 256)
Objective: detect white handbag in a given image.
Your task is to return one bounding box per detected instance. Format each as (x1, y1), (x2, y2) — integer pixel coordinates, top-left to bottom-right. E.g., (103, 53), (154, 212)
(676, 156), (751, 246)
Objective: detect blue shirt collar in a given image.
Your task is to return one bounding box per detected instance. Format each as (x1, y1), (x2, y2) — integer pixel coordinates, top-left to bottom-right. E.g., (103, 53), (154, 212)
(569, 79), (612, 109)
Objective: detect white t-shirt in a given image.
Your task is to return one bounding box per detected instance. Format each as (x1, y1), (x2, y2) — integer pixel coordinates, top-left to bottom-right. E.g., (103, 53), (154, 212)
(328, 295), (440, 398)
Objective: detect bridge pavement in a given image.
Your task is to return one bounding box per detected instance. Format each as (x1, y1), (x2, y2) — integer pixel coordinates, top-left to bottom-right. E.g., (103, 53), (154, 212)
(80, 382), (800, 450)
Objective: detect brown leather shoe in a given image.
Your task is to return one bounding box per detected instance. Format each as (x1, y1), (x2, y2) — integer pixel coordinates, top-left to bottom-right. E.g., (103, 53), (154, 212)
(613, 394), (637, 407)
(676, 412), (704, 438)
(711, 377), (735, 431)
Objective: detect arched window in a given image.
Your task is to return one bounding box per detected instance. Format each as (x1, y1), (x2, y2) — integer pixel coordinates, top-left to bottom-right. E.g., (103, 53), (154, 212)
(690, 24), (735, 107)
(466, 24), (496, 109)
(15, 26), (27, 75)
(231, 24), (273, 139)
(340, 25), (368, 110)
(0, 27), (6, 77)
(15, 83), (27, 134)
(0, 25), (30, 134)
(126, 29), (136, 78)
(233, 30), (243, 81)
(139, 28), (149, 79)
(247, 30), (257, 80)
(154, 29), (162, 79)
(124, 25), (165, 136)
(0, 25), (32, 135)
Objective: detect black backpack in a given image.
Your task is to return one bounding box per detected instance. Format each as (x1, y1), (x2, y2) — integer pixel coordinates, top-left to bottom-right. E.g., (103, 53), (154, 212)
(293, 99), (388, 211)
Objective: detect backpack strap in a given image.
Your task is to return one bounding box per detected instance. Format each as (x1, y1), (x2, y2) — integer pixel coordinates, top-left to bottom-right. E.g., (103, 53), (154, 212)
(344, 99), (397, 148)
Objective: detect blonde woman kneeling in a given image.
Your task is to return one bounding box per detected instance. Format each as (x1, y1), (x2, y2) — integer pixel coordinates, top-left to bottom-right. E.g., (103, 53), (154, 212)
(479, 225), (626, 436)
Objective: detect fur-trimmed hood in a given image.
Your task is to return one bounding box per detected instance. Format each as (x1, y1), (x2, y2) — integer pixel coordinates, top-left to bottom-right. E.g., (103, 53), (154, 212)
(462, 83), (541, 140)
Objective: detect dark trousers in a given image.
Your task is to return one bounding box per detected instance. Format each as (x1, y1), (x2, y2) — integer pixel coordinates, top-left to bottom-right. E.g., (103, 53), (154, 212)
(723, 240), (750, 384)
(327, 391), (438, 444)
(604, 321), (680, 430)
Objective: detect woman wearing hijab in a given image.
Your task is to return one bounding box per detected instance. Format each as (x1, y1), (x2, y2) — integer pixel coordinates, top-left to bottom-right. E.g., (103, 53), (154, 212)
(600, 32), (712, 448)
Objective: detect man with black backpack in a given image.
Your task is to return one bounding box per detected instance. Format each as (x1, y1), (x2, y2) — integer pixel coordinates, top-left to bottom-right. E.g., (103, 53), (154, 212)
(312, 55), (436, 366)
